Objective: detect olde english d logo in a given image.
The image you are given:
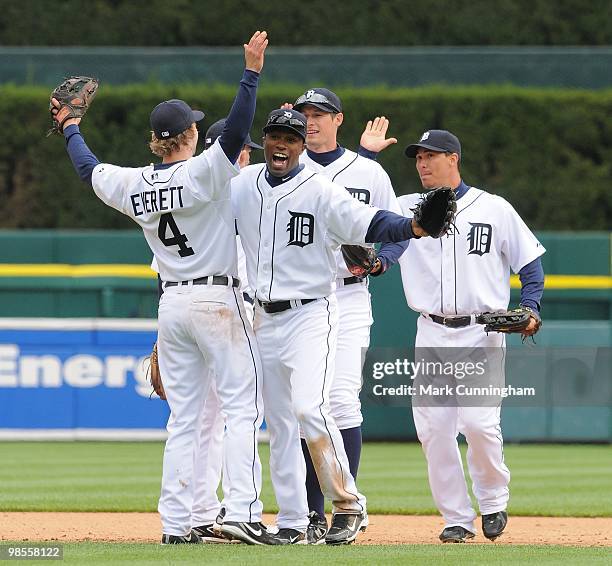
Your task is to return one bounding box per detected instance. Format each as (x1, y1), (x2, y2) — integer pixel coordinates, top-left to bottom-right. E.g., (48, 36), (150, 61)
(346, 187), (371, 204)
(467, 223), (492, 256)
(287, 211), (315, 247)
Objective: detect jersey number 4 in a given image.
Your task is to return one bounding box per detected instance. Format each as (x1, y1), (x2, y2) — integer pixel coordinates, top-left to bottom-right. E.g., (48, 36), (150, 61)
(158, 213), (195, 257)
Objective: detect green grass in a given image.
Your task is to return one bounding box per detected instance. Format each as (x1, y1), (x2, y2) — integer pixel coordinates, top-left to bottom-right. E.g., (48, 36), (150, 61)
(0, 442), (610, 516)
(1, 542), (610, 565)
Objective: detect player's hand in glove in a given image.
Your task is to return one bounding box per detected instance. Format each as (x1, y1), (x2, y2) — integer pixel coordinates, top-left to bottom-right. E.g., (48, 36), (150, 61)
(476, 306), (542, 339)
(48, 76), (99, 136)
(411, 187), (457, 238)
(147, 342), (167, 400)
(341, 245), (378, 278)
(360, 116), (398, 153)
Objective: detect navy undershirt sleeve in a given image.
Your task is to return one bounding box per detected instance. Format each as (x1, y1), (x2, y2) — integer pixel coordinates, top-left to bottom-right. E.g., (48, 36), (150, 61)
(518, 256), (545, 312)
(63, 124), (100, 186)
(219, 69), (259, 165)
(357, 145), (378, 161)
(371, 240), (410, 276)
(365, 209), (417, 243)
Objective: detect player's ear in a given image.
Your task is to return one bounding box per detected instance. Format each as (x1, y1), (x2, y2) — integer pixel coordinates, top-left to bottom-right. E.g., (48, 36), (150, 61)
(334, 112), (344, 127)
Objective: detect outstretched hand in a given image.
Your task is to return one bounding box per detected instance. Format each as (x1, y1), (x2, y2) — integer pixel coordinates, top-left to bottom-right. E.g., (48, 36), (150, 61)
(244, 30), (268, 73)
(359, 116), (397, 153)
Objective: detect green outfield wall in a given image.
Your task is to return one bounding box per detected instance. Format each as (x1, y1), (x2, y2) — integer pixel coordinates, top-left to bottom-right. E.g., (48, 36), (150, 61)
(0, 231), (608, 320)
(3, 47), (612, 89)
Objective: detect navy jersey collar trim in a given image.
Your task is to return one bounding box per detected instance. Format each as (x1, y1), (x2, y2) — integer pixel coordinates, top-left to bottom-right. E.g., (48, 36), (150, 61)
(154, 159), (186, 170)
(265, 164), (305, 187)
(306, 145), (345, 167)
(455, 179), (470, 200)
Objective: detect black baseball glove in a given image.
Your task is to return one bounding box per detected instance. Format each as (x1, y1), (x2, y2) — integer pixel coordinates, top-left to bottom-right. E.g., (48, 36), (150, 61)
(476, 306), (542, 336)
(341, 245), (378, 278)
(47, 76), (99, 136)
(412, 187), (457, 238)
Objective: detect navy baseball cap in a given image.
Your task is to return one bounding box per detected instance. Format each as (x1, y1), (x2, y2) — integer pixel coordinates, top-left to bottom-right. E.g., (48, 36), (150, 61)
(293, 88), (342, 114)
(262, 109), (307, 141)
(204, 118), (263, 150)
(405, 130), (462, 160)
(150, 99), (204, 139)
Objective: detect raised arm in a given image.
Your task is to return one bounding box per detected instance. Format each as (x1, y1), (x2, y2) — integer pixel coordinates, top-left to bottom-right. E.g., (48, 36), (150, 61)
(219, 30), (268, 164)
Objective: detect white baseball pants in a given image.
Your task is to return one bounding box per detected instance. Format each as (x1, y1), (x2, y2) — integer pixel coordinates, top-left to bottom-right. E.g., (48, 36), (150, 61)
(157, 283), (263, 535)
(255, 295), (366, 531)
(190, 298), (255, 526)
(330, 281), (372, 429)
(412, 315), (510, 533)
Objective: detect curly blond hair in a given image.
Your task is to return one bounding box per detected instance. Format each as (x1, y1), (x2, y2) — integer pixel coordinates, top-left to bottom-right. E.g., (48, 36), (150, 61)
(149, 127), (196, 157)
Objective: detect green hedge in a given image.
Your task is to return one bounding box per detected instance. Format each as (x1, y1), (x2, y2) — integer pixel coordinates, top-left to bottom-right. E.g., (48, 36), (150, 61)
(1, 83), (610, 230)
(1, 0), (612, 46)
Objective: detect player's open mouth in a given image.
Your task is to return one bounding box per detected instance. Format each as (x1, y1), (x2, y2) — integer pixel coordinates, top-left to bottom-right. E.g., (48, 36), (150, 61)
(307, 130), (318, 135)
(272, 153), (288, 165)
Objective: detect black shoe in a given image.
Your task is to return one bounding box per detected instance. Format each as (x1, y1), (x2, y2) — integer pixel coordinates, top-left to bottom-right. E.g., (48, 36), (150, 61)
(482, 511), (508, 540)
(274, 528), (307, 545)
(220, 521), (280, 545)
(193, 523), (235, 543)
(325, 513), (367, 545)
(306, 511), (328, 545)
(161, 530), (202, 544)
(439, 526), (476, 543)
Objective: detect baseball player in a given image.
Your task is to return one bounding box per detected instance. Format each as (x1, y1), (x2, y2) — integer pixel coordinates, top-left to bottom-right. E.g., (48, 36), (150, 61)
(148, 117), (263, 543)
(231, 108), (433, 545)
(53, 31), (288, 546)
(291, 87), (407, 543)
(398, 129), (545, 542)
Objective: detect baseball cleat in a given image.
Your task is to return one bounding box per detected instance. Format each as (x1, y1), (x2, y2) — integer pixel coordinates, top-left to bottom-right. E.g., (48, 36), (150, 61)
(161, 530), (202, 544)
(482, 511), (508, 541)
(274, 528), (307, 545)
(325, 512), (367, 545)
(439, 526), (476, 543)
(306, 511), (328, 545)
(192, 523), (238, 543)
(219, 521), (281, 545)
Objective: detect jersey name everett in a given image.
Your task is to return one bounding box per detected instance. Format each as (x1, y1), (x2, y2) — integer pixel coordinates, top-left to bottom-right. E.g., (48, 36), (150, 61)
(91, 141), (240, 282)
(232, 164), (378, 302)
(398, 188), (545, 316)
(300, 149), (402, 279)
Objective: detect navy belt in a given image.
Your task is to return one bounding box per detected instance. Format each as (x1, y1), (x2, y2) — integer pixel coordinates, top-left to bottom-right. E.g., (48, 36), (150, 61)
(243, 292), (254, 305)
(258, 298), (317, 314)
(164, 275), (240, 288)
(429, 314), (472, 328)
(343, 276), (363, 285)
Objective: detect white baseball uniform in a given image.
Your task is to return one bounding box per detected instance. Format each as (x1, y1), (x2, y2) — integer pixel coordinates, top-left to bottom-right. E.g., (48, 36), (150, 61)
(232, 163), (378, 530)
(398, 187), (545, 533)
(92, 139), (265, 536)
(300, 148), (402, 429)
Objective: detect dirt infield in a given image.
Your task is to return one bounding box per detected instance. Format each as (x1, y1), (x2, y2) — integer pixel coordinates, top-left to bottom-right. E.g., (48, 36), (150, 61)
(1, 513), (610, 546)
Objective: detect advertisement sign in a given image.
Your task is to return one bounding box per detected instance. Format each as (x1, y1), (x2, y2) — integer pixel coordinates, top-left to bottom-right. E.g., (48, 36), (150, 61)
(0, 319), (169, 439)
